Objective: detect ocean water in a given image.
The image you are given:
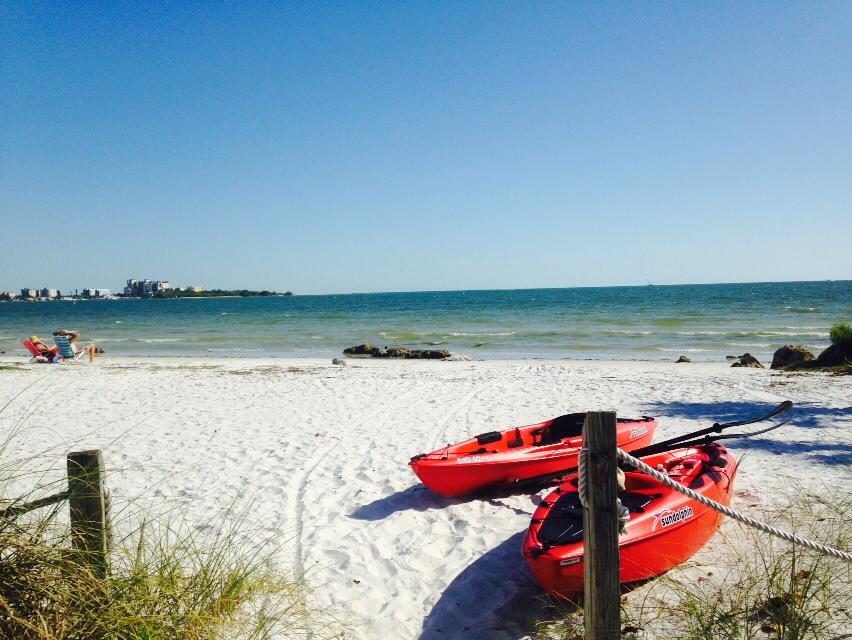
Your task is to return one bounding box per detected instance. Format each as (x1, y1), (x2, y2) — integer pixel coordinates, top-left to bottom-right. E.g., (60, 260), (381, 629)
(1, 281), (849, 361)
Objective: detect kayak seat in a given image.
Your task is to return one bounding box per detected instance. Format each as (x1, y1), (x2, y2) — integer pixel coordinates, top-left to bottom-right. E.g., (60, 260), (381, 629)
(535, 413), (586, 446)
(537, 492), (584, 545)
(620, 491), (661, 513)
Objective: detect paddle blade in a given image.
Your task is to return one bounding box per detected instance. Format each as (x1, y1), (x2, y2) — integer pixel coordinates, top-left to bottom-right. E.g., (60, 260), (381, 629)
(714, 400), (793, 429)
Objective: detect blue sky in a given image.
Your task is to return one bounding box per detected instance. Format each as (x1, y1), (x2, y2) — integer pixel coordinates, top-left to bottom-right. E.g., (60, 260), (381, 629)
(2, 2), (850, 294)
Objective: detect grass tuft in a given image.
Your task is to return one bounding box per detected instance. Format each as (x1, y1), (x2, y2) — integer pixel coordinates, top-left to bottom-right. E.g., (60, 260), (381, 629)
(829, 321), (852, 348)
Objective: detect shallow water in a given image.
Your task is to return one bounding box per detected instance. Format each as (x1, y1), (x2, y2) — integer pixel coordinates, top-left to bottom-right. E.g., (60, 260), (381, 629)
(1, 281), (849, 360)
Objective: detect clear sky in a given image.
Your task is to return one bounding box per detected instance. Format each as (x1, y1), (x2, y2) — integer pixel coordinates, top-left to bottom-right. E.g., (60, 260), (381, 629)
(2, 2), (850, 294)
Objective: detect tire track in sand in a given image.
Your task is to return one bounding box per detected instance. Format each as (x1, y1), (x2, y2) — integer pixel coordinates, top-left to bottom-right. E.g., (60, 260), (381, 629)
(285, 371), (421, 579)
(429, 376), (498, 450)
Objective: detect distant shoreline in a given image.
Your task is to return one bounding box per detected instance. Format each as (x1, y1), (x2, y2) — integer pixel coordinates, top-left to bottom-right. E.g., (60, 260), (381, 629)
(0, 293), (295, 302)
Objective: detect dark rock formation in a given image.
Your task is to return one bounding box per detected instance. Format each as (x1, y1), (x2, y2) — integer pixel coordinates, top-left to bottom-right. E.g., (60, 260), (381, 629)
(731, 353), (764, 368)
(675, 355), (691, 363)
(343, 344), (383, 357)
(816, 343), (852, 367)
(331, 358), (346, 366)
(343, 345), (451, 359)
(770, 345), (815, 370)
(407, 349), (452, 359)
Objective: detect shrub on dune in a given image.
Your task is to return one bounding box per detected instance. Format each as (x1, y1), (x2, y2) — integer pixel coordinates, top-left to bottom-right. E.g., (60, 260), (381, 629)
(829, 321), (852, 349)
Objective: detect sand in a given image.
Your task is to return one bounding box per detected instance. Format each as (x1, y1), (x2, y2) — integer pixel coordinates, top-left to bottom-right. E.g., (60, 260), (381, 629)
(0, 357), (850, 639)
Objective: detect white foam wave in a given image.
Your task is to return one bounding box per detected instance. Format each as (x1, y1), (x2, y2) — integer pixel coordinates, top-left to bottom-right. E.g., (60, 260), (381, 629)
(447, 332), (516, 337)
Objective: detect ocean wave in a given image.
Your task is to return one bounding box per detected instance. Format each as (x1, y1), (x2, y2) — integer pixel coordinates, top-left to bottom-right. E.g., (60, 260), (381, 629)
(447, 331), (516, 337)
(135, 338), (188, 343)
(724, 342), (773, 348)
(652, 318), (688, 328)
(604, 330), (654, 336)
(676, 330), (829, 338)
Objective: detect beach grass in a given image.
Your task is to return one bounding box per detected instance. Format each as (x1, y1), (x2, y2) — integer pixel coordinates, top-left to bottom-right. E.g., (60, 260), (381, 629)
(0, 513), (324, 640)
(829, 321), (852, 349)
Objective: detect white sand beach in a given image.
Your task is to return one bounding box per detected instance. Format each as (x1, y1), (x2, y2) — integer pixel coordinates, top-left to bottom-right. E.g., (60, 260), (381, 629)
(1, 357), (850, 639)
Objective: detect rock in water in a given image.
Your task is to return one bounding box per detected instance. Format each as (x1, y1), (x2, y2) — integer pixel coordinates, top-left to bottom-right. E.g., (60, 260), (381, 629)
(675, 355), (691, 363)
(408, 349), (452, 359)
(731, 353), (764, 368)
(342, 344), (452, 359)
(331, 358), (346, 366)
(343, 344), (383, 357)
(815, 343), (852, 367)
(384, 346), (412, 358)
(770, 345), (815, 369)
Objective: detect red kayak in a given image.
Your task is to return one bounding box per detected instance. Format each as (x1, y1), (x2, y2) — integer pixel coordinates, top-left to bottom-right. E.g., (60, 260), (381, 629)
(522, 443), (736, 597)
(409, 413), (657, 498)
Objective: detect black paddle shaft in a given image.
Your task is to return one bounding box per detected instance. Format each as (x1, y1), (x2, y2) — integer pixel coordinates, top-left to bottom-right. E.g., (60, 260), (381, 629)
(628, 400), (793, 459)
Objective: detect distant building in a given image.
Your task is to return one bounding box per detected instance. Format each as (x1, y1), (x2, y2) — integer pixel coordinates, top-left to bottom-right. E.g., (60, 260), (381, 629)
(124, 278), (172, 297)
(188, 285), (204, 293)
(0, 291), (17, 300)
(124, 279), (140, 296)
(82, 288), (111, 299)
(21, 288), (38, 298)
(40, 288), (60, 299)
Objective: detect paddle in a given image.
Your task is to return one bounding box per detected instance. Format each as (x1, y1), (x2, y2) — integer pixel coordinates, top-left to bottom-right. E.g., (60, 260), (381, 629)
(627, 400), (793, 459)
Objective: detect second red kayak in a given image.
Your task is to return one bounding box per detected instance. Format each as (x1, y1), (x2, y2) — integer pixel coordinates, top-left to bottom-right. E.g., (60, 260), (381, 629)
(522, 443), (737, 597)
(409, 413), (657, 497)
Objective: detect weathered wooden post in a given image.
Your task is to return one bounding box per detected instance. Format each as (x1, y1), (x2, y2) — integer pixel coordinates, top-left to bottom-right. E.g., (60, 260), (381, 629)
(67, 450), (110, 577)
(582, 411), (621, 639)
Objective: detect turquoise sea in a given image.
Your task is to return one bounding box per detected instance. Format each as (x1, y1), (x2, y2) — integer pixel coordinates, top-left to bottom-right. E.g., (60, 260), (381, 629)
(1, 281), (849, 361)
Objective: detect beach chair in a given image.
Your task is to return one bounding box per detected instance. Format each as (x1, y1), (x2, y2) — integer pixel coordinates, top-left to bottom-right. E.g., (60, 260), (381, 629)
(53, 335), (86, 362)
(22, 339), (44, 362)
(22, 338), (56, 363)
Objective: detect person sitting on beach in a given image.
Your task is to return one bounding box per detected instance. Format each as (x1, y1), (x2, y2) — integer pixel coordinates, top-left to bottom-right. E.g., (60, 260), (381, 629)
(52, 329), (101, 363)
(28, 335), (59, 362)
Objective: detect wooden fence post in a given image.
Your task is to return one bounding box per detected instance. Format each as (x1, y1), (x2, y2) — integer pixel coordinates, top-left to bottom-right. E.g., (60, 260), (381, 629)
(583, 411), (621, 639)
(67, 450), (109, 577)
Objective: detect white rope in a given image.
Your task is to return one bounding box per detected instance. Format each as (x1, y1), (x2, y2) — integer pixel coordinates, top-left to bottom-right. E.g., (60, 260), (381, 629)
(613, 448), (852, 563)
(577, 445), (589, 508)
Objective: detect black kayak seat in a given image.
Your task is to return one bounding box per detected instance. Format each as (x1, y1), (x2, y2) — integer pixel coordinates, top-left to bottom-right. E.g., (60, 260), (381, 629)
(534, 413), (586, 445)
(537, 491), (662, 546)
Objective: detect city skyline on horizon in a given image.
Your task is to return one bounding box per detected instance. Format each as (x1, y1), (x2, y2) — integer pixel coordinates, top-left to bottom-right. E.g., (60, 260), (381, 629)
(3, 276), (850, 300)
